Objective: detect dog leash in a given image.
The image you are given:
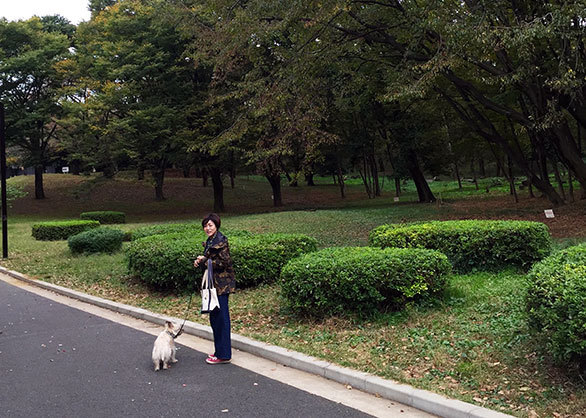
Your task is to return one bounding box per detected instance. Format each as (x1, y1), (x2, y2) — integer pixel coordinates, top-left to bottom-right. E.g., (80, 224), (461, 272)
(174, 293), (193, 339)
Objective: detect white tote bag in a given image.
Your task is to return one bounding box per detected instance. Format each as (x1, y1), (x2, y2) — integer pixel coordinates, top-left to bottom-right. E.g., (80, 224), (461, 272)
(201, 268), (220, 313)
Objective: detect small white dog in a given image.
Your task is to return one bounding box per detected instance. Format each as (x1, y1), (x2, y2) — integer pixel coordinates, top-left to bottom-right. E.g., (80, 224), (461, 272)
(152, 321), (181, 371)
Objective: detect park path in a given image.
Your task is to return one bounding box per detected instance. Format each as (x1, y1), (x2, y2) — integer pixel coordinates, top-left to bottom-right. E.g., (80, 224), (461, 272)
(0, 273), (432, 418)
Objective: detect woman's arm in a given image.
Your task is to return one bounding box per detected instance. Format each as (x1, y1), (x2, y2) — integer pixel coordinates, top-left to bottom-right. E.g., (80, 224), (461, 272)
(209, 241), (232, 270)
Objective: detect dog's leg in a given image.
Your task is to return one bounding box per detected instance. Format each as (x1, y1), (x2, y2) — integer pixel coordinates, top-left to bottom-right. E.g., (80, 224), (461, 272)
(171, 348), (178, 363)
(163, 361), (169, 370)
(154, 360), (160, 371)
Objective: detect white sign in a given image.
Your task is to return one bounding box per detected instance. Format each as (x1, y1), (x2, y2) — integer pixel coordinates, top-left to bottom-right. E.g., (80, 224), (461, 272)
(544, 209), (555, 219)
(393, 197), (400, 202)
(61, 166), (69, 173)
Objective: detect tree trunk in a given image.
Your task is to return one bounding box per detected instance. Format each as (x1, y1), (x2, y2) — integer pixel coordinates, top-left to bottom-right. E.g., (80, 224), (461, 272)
(265, 173), (283, 206)
(202, 168), (208, 187)
(406, 149), (436, 203)
(454, 158), (462, 189)
(152, 162), (165, 201)
(527, 161), (535, 198)
(305, 172), (315, 186)
(568, 169), (575, 202)
(470, 156), (479, 191)
(70, 160), (81, 175)
(369, 154), (381, 197)
(34, 165), (45, 199)
(209, 166), (225, 212)
(359, 154), (374, 199)
(507, 155), (518, 203)
(395, 177), (401, 197)
(182, 166), (191, 178)
(552, 160), (566, 202)
(137, 160), (145, 180)
(550, 123), (586, 192)
(230, 167), (235, 189)
(478, 157), (486, 177)
(337, 163), (345, 198)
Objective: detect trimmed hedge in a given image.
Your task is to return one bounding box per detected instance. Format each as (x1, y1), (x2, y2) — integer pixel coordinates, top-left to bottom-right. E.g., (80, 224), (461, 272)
(126, 232), (318, 290)
(369, 220), (551, 272)
(68, 228), (125, 254)
(280, 247), (451, 317)
(526, 243), (586, 367)
(127, 232), (201, 290)
(80, 211), (126, 224)
(130, 223), (253, 241)
(232, 234), (319, 288)
(32, 220), (100, 241)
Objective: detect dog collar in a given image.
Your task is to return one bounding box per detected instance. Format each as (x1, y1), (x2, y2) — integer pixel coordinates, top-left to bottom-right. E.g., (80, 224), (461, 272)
(166, 330), (176, 339)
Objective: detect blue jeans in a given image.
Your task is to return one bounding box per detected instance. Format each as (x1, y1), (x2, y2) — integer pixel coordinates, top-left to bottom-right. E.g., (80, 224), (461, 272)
(209, 293), (231, 359)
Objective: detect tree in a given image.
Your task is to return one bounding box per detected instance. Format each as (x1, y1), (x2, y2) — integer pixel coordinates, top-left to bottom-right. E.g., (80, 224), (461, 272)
(74, 0), (200, 200)
(0, 17), (71, 199)
(194, 0), (338, 207)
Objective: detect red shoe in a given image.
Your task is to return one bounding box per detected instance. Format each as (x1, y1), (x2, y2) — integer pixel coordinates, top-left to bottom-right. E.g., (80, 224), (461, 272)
(206, 355), (231, 364)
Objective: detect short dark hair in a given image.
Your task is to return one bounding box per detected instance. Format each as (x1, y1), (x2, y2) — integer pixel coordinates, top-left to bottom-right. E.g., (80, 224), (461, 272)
(202, 213), (221, 229)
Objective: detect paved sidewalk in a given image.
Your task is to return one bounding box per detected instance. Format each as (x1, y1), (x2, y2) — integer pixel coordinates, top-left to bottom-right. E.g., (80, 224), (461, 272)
(0, 268), (512, 418)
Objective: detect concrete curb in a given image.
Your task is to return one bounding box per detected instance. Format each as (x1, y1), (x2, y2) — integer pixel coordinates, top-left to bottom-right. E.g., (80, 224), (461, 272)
(0, 266), (512, 418)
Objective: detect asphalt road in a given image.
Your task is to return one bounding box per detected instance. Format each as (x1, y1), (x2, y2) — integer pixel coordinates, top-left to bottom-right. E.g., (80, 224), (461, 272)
(0, 279), (373, 418)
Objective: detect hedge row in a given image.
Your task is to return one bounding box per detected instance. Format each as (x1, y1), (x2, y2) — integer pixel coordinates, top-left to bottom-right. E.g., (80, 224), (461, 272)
(80, 211), (126, 224)
(130, 223), (253, 241)
(68, 228), (125, 254)
(280, 247), (451, 317)
(32, 220), (100, 241)
(369, 220), (551, 272)
(526, 243), (586, 367)
(233, 234), (319, 287)
(126, 232), (318, 290)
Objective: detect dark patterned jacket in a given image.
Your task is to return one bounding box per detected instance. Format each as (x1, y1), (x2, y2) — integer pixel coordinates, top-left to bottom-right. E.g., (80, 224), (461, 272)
(201, 231), (236, 295)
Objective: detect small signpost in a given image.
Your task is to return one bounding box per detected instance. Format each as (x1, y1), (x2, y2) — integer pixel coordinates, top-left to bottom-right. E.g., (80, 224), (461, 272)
(544, 209), (555, 219)
(393, 197), (400, 202)
(62, 166), (69, 173)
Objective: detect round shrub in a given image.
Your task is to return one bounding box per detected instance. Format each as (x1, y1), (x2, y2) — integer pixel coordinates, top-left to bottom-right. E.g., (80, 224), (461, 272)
(32, 220), (100, 241)
(80, 211), (126, 224)
(68, 228), (125, 254)
(126, 232), (318, 290)
(126, 232), (202, 290)
(130, 222), (253, 241)
(526, 243), (586, 367)
(232, 234), (319, 288)
(369, 220), (551, 272)
(281, 247), (451, 317)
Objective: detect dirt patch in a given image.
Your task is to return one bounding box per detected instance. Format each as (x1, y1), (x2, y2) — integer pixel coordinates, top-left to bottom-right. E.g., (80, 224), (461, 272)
(8, 174), (586, 239)
(439, 195), (586, 238)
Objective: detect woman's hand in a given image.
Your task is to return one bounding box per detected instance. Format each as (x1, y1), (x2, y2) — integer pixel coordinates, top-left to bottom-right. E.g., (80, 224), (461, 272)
(194, 255), (205, 267)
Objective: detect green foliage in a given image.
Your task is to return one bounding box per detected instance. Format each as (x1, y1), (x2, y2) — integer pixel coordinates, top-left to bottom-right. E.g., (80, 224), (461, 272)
(80, 210), (126, 224)
(130, 223), (253, 241)
(68, 227), (125, 254)
(126, 232), (317, 291)
(369, 220), (552, 272)
(31, 220), (100, 241)
(126, 232), (200, 290)
(0, 183), (27, 207)
(0, 18), (71, 198)
(280, 247), (451, 317)
(232, 233), (318, 288)
(526, 244), (586, 366)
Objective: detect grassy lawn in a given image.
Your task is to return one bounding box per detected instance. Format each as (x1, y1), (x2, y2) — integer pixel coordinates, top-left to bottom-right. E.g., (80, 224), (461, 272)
(1, 173), (585, 417)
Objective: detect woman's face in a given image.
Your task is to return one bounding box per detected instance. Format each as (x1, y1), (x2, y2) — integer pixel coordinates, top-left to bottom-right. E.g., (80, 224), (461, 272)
(203, 220), (217, 237)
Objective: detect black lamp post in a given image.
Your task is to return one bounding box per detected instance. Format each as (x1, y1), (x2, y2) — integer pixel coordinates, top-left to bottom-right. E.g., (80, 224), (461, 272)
(0, 103), (8, 258)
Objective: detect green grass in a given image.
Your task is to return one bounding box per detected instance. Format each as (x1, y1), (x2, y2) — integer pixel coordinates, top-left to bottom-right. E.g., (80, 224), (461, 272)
(1, 173), (585, 417)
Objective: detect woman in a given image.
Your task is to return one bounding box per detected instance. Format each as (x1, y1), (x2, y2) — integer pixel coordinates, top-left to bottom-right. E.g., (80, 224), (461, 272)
(194, 213), (236, 364)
